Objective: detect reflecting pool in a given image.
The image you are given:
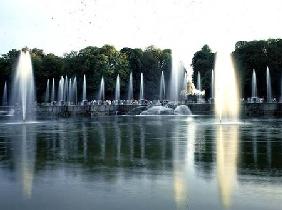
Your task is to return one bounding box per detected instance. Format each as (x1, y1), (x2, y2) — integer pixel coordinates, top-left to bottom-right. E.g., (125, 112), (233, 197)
(0, 116), (281, 210)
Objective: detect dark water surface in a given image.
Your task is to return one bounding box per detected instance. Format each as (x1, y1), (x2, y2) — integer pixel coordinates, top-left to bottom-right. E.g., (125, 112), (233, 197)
(0, 116), (281, 210)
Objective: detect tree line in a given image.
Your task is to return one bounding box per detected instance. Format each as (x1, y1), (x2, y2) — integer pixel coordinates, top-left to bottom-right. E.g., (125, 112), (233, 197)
(1, 39), (282, 103)
(192, 39), (282, 100)
(0, 45), (171, 102)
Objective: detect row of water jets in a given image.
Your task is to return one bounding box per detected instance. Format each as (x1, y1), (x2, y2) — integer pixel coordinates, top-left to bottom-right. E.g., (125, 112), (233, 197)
(2, 50), (271, 107)
(46, 71), (145, 102)
(2, 68), (174, 105)
(42, 67), (278, 103)
(252, 68), (274, 102)
(4, 64), (277, 106)
(3, 49), (282, 121)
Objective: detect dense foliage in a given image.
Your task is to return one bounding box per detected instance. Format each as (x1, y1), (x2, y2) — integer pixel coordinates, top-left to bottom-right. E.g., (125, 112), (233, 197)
(191, 39), (282, 100)
(191, 45), (215, 99)
(233, 39), (282, 99)
(1, 39), (282, 103)
(0, 45), (171, 102)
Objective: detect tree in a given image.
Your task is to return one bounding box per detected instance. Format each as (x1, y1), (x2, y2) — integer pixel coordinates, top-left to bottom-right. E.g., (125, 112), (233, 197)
(191, 45), (215, 99)
(233, 39), (282, 99)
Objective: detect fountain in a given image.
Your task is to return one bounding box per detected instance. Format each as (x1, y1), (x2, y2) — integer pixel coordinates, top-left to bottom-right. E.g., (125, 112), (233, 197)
(174, 105), (192, 115)
(58, 76), (64, 102)
(73, 76), (77, 104)
(252, 69), (257, 98)
(140, 104), (191, 115)
(44, 79), (50, 103)
(115, 74), (120, 101)
(98, 77), (105, 101)
(169, 51), (184, 101)
(82, 74), (87, 101)
(197, 71), (202, 91)
(211, 69), (215, 99)
(51, 78), (55, 102)
(64, 76), (68, 102)
(11, 49), (36, 121)
(140, 73), (144, 100)
(266, 67), (272, 103)
(214, 50), (239, 122)
(68, 78), (72, 104)
(197, 71), (203, 102)
(160, 71), (166, 100)
(141, 106), (174, 115)
(2, 81), (8, 106)
(128, 72), (133, 100)
(182, 72), (188, 90)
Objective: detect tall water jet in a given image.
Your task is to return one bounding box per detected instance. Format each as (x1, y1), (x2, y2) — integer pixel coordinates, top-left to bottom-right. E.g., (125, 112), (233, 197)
(197, 71), (201, 91)
(58, 76), (64, 102)
(214, 51), (239, 122)
(197, 71), (203, 102)
(64, 76), (68, 102)
(252, 69), (257, 98)
(60, 76), (64, 101)
(57, 79), (61, 101)
(44, 79), (50, 103)
(98, 77), (105, 101)
(11, 49), (36, 121)
(2, 81), (8, 106)
(73, 76), (77, 104)
(211, 69), (215, 99)
(128, 72), (133, 100)
(169, 51), (184, 101)
(182, 71), (188, 90)
(139, 73), (144, 100)
(82, 74), (87, 101)
(51, 78), (55, 102)
(115, 74), (120, 101)
(68, 78), (72, 104)
(160, 71), (166, 100)
(266, 67), (272, 103)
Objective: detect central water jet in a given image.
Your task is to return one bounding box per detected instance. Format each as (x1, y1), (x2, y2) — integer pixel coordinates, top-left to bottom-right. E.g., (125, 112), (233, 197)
(169, 51), (184, 101)
(11, 49), (36, 121)
(214, 50), (239, 122)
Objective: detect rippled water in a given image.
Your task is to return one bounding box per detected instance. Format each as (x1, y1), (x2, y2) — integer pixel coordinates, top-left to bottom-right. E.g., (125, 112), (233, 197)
(0, 116), (281, 210)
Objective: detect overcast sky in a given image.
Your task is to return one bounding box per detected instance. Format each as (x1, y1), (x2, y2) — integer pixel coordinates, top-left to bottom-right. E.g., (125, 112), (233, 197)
(1, 0), (282, 66)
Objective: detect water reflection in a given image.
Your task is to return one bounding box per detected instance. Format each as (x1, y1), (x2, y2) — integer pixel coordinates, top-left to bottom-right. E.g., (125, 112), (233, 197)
(98, 122), (106, 160)
(216, 124), (238, 209)
(173, 118), (191, 209)
(129, 119), (134, 161)
(266, 129), (272, 167)
(252, 128), (257, 166)
(140, 120), (145, 162)
(82, 123), (87, 161)
(12, 125), (36, 199)
(0, 117), (281, 210)
(114, 121), (121, 163)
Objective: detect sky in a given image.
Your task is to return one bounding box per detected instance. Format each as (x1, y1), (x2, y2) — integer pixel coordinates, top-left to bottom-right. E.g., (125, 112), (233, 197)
(1, 0), (282, 66)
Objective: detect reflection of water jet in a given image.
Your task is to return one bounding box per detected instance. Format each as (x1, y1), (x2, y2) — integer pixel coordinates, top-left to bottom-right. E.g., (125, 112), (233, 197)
(216, 125), (238, 209)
